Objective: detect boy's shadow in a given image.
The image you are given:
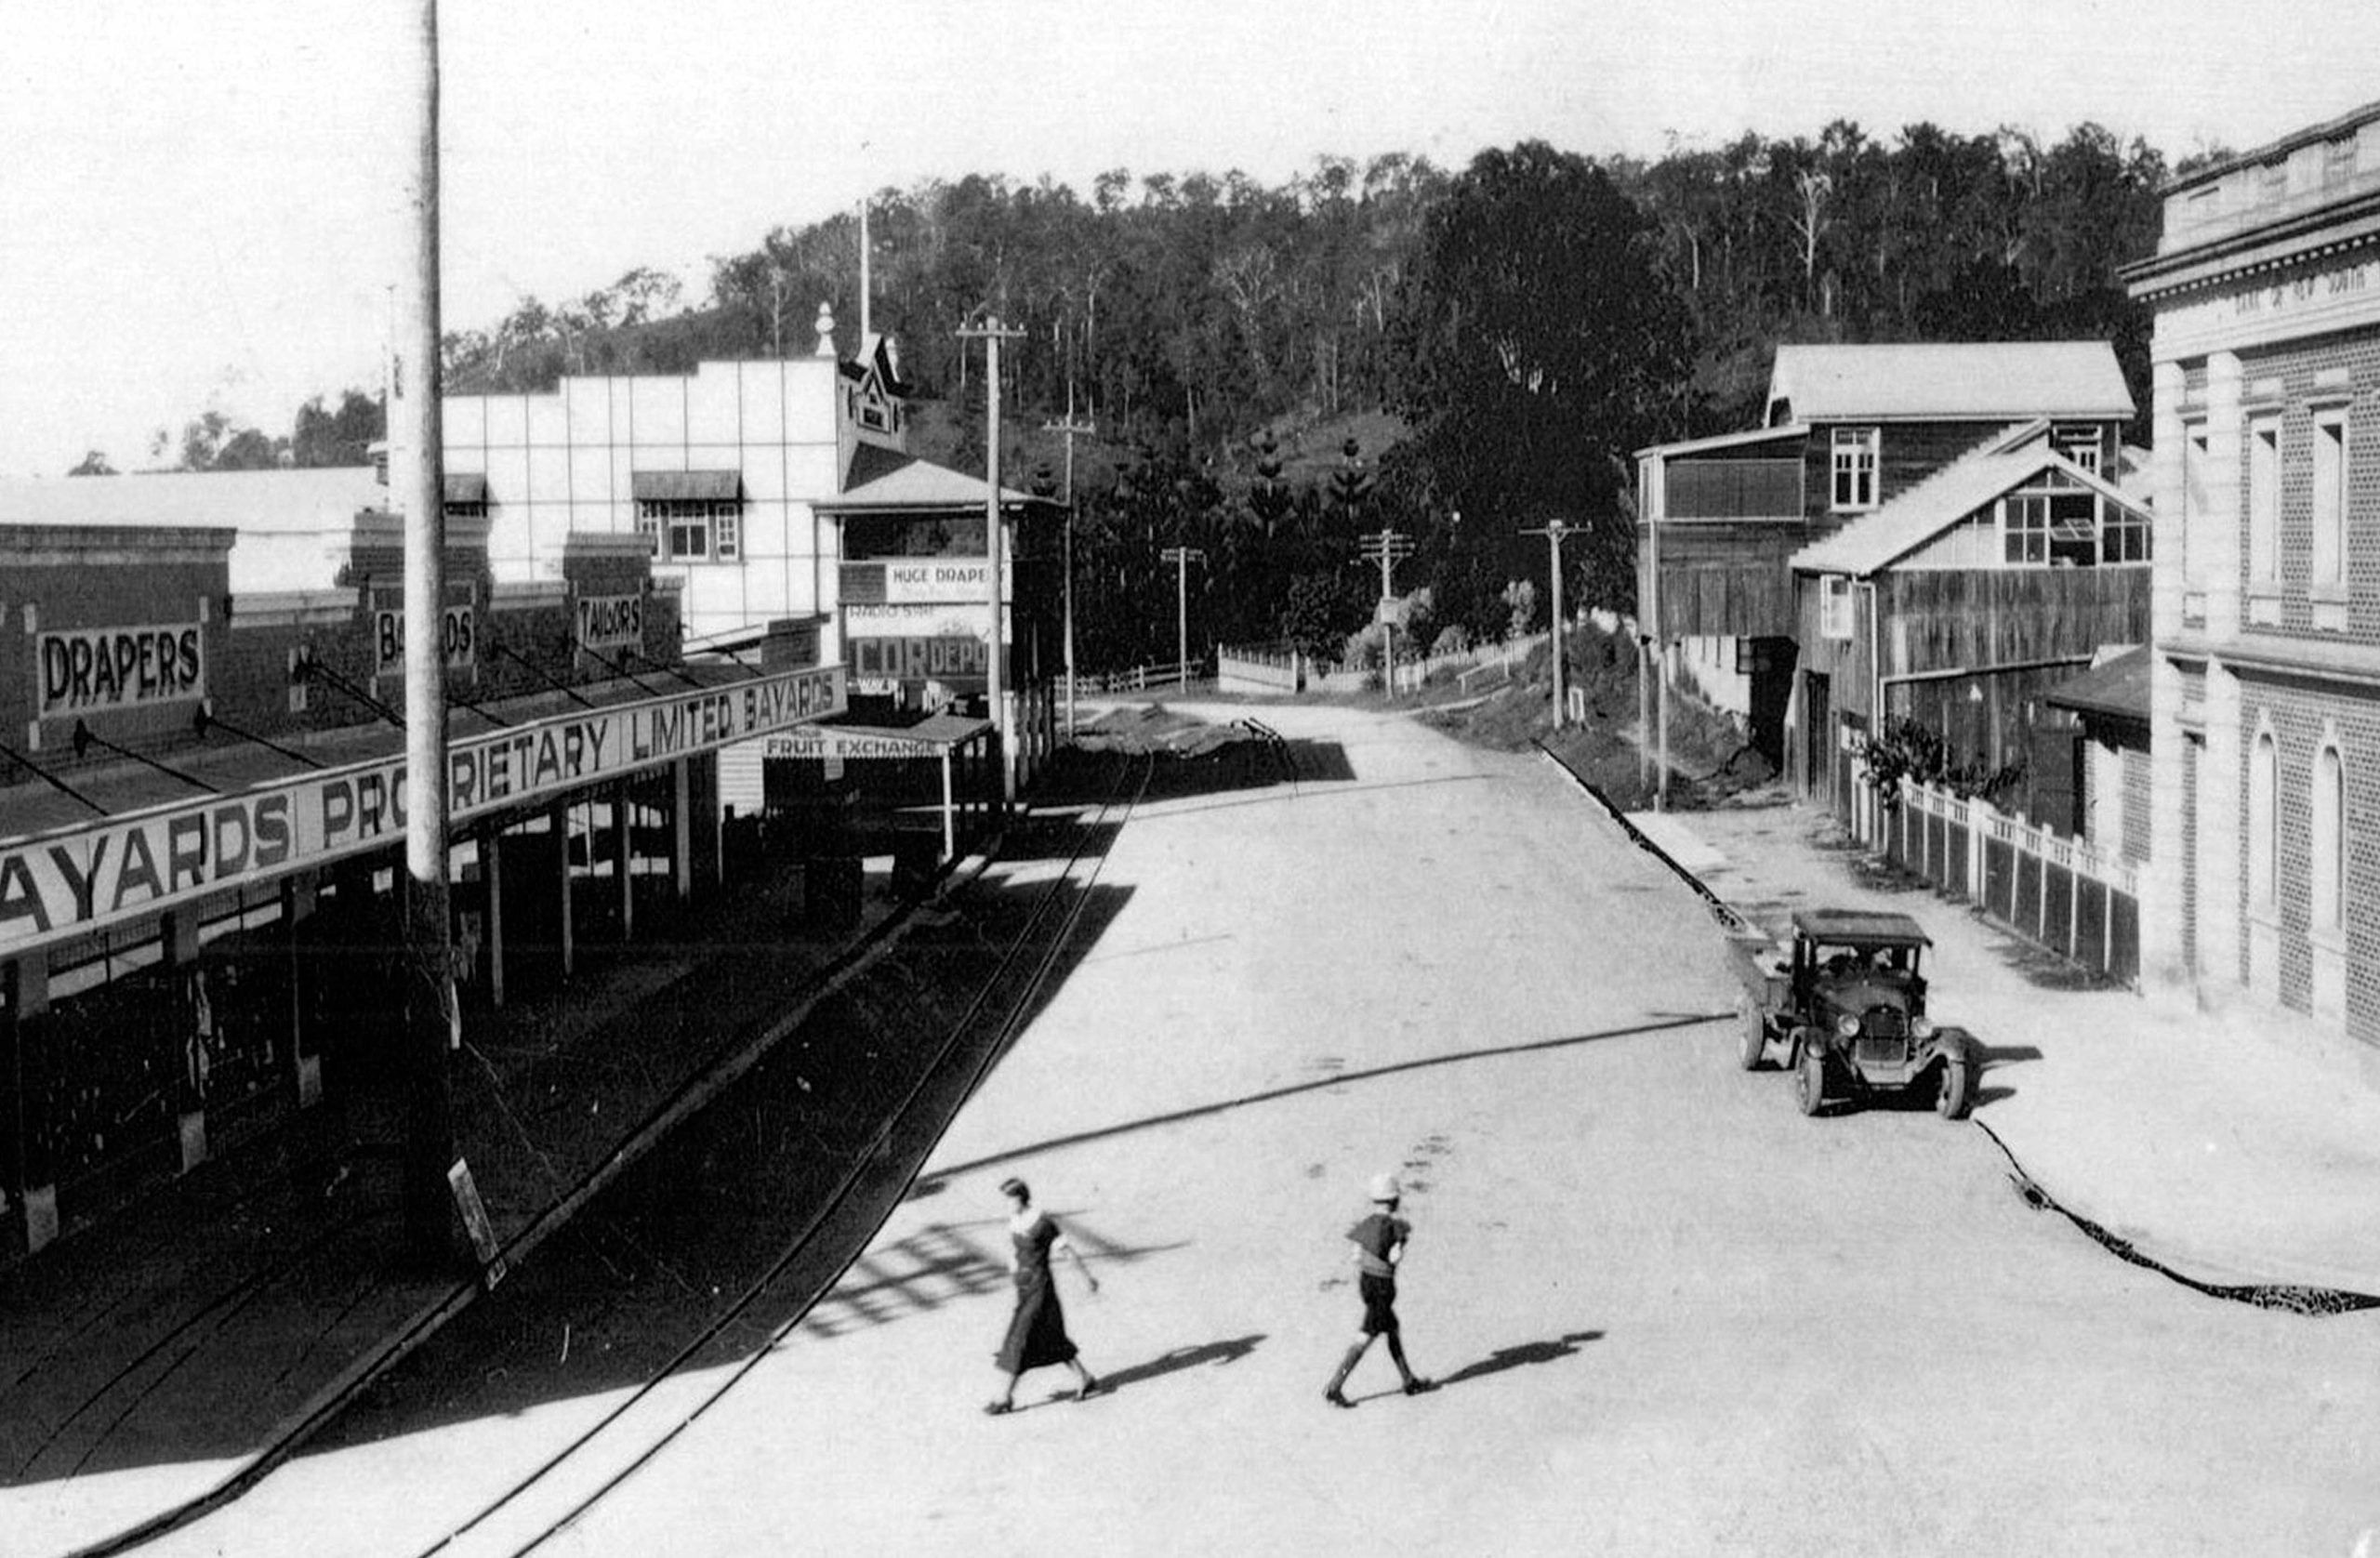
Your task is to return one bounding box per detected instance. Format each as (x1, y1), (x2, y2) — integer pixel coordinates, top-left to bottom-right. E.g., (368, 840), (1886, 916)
(1437, 1329), (1605, 1390)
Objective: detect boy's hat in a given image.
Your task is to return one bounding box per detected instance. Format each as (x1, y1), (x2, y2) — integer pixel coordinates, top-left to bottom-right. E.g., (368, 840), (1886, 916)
(1368, 1172), (1401, 1202)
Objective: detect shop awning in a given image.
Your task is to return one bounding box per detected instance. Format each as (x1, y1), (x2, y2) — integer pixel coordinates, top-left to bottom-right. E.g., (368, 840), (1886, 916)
(443, 473), (488, 504)
(631, 469), (741, 502)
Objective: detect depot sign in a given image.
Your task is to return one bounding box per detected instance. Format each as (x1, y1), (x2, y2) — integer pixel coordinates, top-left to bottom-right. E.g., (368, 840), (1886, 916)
(0, 664), (846, 957)
(37, 624), (206, 716)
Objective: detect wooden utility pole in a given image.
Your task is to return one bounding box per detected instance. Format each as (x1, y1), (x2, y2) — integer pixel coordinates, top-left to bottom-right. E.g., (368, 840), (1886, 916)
(400, 0), (456, 1268)
(956, 315), (1025, 799)
(1159, 546), (1205, 688)
(1521, 519), (1572, 728)
(1357, 528), (1414, 694)
(1042, 390), (1094, 736)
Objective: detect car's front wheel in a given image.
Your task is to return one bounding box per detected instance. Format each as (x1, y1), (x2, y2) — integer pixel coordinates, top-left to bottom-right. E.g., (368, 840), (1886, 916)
(1936, 1058), (1973, 1120)
(1795, 1045), (1828, 1116)
(1737, 1000), (1768, 1071)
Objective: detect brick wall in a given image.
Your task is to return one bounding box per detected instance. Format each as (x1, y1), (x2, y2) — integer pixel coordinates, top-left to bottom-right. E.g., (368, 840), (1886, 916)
(2234, 677), (2377, 1044)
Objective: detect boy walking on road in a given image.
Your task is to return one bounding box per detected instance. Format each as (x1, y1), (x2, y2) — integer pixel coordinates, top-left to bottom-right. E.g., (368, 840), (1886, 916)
(1324, 1172), (1434, 1408)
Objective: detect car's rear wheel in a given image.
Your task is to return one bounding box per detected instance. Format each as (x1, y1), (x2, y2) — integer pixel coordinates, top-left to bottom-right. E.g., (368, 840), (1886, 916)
(1737, 1000), (1767, 1071)
(1795, 1046), (1828, 1116)
(1936, 1059), (1973, 1120)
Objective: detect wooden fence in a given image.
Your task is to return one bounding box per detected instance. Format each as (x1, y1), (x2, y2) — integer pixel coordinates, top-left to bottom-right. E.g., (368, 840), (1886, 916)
(1882, 778), (2140, 985)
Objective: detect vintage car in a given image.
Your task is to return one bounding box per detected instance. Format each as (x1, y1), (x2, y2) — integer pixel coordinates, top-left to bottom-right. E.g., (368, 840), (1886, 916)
(1736, 907), (1976, 1119)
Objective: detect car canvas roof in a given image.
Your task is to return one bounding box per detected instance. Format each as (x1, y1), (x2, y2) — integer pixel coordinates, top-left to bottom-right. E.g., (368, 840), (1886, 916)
(1791, 908), (1932, 947)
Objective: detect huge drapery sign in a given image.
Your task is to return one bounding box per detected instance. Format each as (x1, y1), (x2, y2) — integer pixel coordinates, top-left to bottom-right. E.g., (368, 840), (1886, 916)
(0, 665), (846, 957)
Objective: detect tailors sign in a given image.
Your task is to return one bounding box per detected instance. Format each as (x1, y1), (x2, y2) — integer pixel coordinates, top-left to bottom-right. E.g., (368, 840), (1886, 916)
(0, 664), (847, 957)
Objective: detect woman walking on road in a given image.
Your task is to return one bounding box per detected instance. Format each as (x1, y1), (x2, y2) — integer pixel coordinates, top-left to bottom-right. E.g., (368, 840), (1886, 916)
(985, 1177), (1104, 1414)
(1324, 1172), (1435, 1408)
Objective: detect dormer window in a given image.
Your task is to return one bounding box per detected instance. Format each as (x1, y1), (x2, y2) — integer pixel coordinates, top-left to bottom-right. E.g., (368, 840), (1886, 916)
(1831, 428), (1879, 510)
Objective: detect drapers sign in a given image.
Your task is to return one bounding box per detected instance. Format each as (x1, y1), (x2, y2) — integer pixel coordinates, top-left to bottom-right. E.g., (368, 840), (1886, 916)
(883, 559), (994, 602)
(374, 606), (477, 674)
(575, 593), (643, 652)
(37, 624), (206, 717)
(0, 664), (847, 957)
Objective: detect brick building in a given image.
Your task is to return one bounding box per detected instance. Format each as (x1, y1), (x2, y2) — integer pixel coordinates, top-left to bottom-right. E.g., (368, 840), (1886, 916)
(2123, 100), (2380, 1044)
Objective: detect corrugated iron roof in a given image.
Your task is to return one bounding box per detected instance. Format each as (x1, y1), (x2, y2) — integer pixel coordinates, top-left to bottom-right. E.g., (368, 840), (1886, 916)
(630, 469), (740, 501)
(823, 446), (1032, 509)
(1791, 444), (2147, 577)
(1768, 342), (2135, 421)
(1634, 423), (1808, 460)
(2044, 645), (2152, 722)
(0, 468), (384, 593)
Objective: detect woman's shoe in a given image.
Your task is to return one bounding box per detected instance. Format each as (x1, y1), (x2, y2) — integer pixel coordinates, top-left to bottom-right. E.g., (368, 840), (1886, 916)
(1324, 1389), (1354, 1409)
(983, 1399), (1014, 1416)
(1403, 1378), (1436, 1395)
(1076, 1378), (1108, 1400)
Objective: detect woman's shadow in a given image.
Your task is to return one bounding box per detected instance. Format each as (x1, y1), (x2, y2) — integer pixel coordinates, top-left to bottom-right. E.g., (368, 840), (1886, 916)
(1060, 1334), (1267, 1401)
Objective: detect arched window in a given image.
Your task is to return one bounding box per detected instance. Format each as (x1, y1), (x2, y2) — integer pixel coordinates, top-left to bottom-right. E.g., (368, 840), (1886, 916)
(2250, 725), (2279, 911)
(2313, 741), (2345, 932)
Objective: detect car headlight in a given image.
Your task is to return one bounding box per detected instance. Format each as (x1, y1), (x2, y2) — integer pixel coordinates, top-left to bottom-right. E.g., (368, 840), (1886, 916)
(1911, 1016), (1937, 1039)
(1836, 1013), (1861, 1037)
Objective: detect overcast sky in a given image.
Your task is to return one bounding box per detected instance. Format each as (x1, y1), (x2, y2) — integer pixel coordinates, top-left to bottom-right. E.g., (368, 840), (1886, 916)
(2, 0), (2372, 478)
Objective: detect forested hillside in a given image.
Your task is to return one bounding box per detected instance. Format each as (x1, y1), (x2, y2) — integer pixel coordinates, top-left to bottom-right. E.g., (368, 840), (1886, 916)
(142, 121), (2194, 667)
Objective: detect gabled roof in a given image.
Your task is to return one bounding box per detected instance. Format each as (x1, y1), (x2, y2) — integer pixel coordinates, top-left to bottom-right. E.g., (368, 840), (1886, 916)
(1767, 342), (2135, 422)
(1634, 423), (1809, 461)
(822, 444), (1033, 510)
(2044, 645), (2152, 723)
(1791, 443), (2147, 578)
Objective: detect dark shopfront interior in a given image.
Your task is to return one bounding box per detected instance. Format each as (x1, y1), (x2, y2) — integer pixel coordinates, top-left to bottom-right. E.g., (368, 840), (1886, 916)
(0, 755), (728, 1265)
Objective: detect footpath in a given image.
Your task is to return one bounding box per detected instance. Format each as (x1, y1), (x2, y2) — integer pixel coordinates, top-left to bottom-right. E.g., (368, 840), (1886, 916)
(0, 852), (918, 1558)
(1625, 789), (2380, 1304)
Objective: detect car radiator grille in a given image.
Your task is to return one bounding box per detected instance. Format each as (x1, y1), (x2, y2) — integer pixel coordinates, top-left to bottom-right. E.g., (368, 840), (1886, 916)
(1856, 1009), (1909, 1066)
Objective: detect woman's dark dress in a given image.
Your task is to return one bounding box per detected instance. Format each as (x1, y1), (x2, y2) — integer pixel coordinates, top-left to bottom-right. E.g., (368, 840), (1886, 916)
(996, 1212), (1078, 1375)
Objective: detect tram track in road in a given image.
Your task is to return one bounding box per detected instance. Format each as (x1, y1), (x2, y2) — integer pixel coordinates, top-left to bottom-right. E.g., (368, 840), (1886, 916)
(43, 750), (1147, 1558)
(401, 749), (1154, 1558)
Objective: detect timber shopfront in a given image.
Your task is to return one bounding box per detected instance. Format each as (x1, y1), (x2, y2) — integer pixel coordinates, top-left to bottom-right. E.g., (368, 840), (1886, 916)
(0, 517), (844, 1260)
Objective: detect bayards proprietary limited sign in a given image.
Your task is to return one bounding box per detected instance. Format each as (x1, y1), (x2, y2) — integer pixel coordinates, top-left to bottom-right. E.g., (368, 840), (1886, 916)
(0, 663), (846, 957)
(38, 623), (206, 717)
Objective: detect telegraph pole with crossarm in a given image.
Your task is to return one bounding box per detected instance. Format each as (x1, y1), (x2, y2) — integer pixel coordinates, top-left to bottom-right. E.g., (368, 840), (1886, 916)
(1159, 545), (1205, 689)
(1042, 390), (1094, 733)
(1357, 528), (1416, 694)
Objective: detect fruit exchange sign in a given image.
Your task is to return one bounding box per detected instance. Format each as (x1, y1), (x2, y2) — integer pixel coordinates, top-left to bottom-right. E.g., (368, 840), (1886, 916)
(0, 664), (845, 957)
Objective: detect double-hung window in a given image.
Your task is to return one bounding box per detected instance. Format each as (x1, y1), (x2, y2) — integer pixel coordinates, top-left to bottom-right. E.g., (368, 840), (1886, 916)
(1831, 427), (1879, 510)
(2247, 415), (2281, 586)
(636, 498), (743, 561)
(2313, 409), (2347, 590)
(1819, 575), (1855, 640)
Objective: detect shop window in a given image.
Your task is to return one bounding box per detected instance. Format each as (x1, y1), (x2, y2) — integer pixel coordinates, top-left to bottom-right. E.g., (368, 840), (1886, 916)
(1831, 427), (1879, 510)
